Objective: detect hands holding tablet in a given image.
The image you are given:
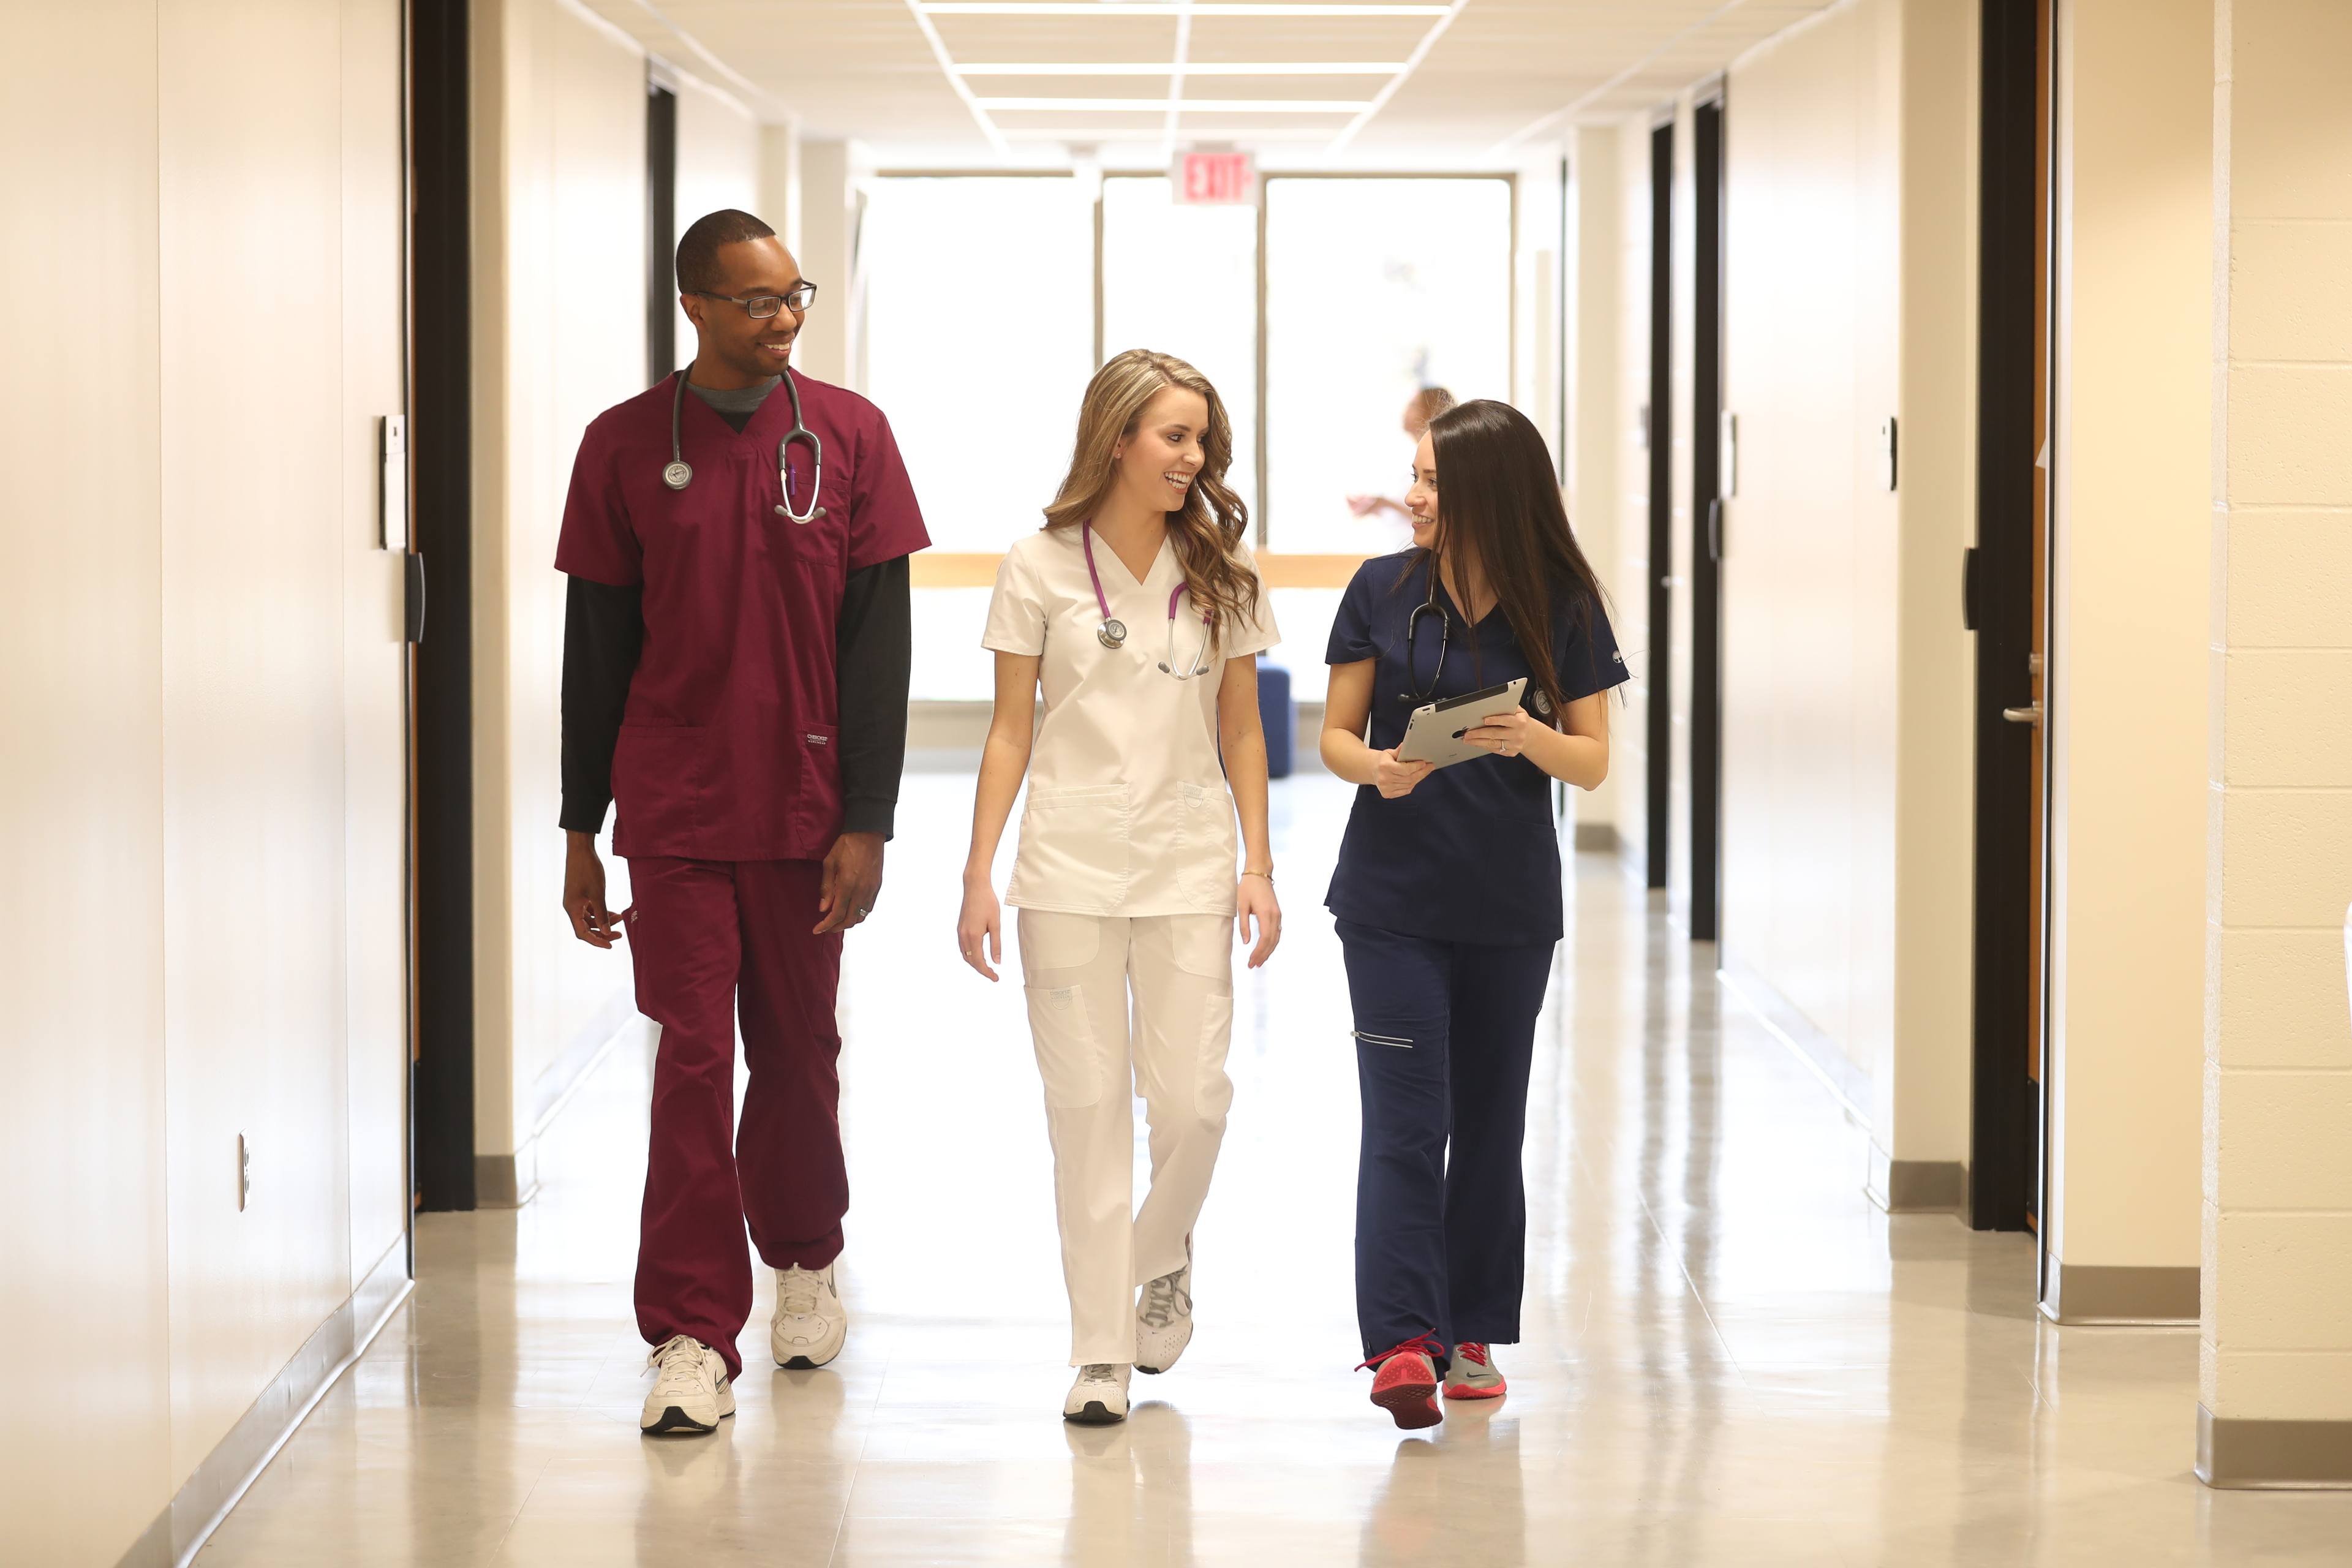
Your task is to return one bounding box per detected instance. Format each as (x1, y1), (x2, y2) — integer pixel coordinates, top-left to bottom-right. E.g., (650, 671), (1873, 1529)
(1461, 705), (1538, 759)
(1372, 748), (1435, 798)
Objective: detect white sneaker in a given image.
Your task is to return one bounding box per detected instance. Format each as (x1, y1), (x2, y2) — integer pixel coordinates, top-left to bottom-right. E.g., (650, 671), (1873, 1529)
(771, 1264), (848, 1369)
(641, 1335), (734, 1435)
(1063, 1363), (1131, 1425)
(1135, 1253), (1194, 1375)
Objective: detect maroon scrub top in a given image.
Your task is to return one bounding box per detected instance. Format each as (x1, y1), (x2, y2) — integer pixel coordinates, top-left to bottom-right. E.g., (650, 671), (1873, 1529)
(554, 369), (930, 862)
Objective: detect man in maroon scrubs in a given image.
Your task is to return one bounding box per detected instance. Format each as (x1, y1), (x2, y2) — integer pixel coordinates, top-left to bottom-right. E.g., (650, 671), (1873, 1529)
(554, 209), (928, 1436)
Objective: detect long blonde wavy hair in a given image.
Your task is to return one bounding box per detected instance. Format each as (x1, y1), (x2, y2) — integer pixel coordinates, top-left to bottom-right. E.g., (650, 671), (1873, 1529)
(1042, 348), (1262, 639)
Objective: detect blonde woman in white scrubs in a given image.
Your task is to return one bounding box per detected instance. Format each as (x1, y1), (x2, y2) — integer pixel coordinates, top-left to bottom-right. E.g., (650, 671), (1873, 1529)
(958, 348), (1283, 1425)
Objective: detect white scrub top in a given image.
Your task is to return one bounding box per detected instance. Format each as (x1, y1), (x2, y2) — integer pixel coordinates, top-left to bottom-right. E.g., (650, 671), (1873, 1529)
(983, 525), (1280, 918)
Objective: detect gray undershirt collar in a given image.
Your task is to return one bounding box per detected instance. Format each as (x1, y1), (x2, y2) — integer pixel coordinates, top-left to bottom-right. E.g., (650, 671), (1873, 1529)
(684, 373), (781, 417)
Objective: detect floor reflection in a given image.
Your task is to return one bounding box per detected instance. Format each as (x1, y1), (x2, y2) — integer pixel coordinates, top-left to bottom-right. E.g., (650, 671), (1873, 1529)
(191, 773), (2352, 1567)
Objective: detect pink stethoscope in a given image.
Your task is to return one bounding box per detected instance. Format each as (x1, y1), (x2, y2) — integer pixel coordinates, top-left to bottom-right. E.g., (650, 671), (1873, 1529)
(1081, 522), (1213, 679)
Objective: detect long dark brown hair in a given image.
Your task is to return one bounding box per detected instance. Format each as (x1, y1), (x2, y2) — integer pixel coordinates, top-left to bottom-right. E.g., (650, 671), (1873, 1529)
(1403, 398), (1608, 717)
(1042, 349), (1262, 638)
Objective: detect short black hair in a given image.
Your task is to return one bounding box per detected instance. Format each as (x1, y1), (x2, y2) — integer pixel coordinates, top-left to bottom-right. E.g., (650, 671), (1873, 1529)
(676, 208), (776, 295)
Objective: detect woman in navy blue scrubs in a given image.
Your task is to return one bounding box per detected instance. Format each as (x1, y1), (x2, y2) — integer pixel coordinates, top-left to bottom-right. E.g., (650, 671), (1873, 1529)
(1320, 399), (1627, 1430)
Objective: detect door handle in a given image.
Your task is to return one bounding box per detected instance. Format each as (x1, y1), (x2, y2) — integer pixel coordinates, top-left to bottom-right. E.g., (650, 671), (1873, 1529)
(2002, 703), (2041, 725)
(405, 552), (427, 644)
(1706, 498), (1723, 564)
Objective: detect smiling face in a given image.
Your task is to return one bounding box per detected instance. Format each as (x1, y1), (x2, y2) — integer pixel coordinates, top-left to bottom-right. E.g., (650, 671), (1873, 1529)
(1110, 384), (1211, 514)
(1404, 432), (1440, 551)
(679, 235), (808, 386)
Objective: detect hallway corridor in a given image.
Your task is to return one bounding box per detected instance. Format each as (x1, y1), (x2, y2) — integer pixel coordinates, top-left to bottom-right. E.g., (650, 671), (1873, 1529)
(189, 774), (2352, 1566)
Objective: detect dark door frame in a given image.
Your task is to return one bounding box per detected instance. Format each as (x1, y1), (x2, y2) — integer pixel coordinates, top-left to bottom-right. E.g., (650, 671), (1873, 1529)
(646, 76), (679, 382)
(1645, 119), (1674, 891)
(1966, 0), (2044, 1234)
(1690, 94), (1726, 943)
(409, 0), (476, 1212)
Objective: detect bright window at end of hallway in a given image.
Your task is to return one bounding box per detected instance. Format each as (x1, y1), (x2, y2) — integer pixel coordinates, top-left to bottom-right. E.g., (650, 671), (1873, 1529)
(862, 176), (1095, 701)
(1101, 176), (1259, 514)
(1263, 177), (1512, 555)
(861, 176), (1095, 555)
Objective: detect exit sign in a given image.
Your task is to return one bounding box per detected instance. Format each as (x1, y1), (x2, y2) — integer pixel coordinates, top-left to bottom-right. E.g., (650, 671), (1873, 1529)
(1175, 150), (1257, 205)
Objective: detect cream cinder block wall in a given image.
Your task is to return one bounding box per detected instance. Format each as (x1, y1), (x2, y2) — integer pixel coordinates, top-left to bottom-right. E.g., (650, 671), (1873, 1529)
(1569, 124), (1626, 840)
(473, 0), (769, 1197)
(2201, 0), (2352, 1471)
(1, 1), (409, 1560)
(1715, 0), (1976, 1179)
(2043, 0), (2212, 1290)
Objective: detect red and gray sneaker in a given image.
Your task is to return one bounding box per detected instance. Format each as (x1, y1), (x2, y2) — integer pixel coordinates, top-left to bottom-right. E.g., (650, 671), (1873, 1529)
(1444, 1341), (1506, 1400)
(1359, 1335), (1446, 1430)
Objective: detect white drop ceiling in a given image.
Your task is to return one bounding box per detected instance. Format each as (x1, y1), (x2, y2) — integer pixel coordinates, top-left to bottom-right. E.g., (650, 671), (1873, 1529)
(581, 0), (1838, 164)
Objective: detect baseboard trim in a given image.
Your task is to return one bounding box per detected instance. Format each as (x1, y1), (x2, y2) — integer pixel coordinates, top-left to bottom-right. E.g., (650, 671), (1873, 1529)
(2199, 1406), (2352, 1488)
(1572, 822), (1622, 854)
(1868, 1154), (1969, 1214)
(117, 1236), (413, 1568)
(1716, 961), (1872, 1131)
(2040, 1260), (2199, 1325)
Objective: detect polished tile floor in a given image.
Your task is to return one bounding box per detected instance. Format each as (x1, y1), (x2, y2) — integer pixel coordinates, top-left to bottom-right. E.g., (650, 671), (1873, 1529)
(198, 773), (2352, 1566)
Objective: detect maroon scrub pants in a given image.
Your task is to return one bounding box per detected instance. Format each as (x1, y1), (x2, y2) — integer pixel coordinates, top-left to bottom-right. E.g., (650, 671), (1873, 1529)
(624, 856), (845, 1378)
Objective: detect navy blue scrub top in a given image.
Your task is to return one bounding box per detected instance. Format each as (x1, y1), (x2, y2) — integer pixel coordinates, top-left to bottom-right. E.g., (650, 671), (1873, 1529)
(1324, 549), (1629, 946)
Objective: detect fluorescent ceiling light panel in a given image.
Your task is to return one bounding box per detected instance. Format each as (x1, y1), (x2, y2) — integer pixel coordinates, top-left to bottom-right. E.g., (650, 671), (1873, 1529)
(922, 4), (1450, 16)
(978, 97), (1371, 112)
(1000, 126), (1341, 141)
(954, 62), (1407, 75)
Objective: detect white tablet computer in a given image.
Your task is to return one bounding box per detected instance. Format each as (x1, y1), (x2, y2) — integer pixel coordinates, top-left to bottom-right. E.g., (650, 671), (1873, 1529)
(1395, 678), (1529, 770)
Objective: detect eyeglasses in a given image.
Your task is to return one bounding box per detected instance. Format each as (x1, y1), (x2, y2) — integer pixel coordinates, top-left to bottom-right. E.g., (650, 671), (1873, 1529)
(695, 284), (818, 318)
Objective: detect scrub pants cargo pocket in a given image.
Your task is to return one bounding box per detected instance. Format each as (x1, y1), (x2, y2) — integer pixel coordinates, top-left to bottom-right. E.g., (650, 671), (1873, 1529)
(1019, 910), (1109, 1109)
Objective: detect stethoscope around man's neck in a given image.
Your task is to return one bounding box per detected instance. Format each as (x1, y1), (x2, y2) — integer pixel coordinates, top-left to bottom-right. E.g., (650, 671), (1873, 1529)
(660, 366), (825, 525)
(1082, 521), (1212, 680)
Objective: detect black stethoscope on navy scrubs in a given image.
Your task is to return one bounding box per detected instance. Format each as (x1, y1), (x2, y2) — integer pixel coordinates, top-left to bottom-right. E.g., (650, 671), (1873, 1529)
(660, 367), (826, 524)
(1399, 551), (1556, 716)
(1081, 522), (1213, 679)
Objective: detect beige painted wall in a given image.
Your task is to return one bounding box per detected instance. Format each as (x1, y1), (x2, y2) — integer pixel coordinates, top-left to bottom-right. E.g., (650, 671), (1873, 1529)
(2203, 0), (2352, 1428)
(1569, 125), (1627, 837)
(1610, 116), (1657, 873)
(2043, 0), (2212, 1277)
(472, 0), (766, 1190)
(0, 0), (409, 1558)
(1717, 0), (1900, 1082)
(796, 137), (857, 386)
(1714, 0), (1977, 1170)
(676, 70), (763, 243)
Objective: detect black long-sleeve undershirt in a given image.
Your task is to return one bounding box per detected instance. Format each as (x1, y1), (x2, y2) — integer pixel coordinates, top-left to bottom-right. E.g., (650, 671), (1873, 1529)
(557, 559), (913, 841)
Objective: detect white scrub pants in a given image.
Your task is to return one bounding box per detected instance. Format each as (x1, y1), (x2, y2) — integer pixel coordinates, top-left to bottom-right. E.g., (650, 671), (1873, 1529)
(1017, 908), (1236, 1367)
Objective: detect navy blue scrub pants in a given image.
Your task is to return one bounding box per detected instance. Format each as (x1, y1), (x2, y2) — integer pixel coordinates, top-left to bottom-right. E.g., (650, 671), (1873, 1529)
(1337, 919), (1555, 1361)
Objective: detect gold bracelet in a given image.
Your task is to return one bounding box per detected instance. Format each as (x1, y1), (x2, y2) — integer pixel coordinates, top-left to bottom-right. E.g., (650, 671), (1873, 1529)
(1242, 869), (1275, 883)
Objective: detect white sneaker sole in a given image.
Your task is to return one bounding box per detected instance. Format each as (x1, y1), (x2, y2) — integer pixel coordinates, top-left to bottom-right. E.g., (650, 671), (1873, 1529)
(640, 1378), (736, 1436)
(772, 1313), (848, 1370)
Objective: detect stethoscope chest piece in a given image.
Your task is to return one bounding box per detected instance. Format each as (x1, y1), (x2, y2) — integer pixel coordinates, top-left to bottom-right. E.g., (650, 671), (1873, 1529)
(662, 459), (693, 491)
(1096, 619), (1128, 650)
